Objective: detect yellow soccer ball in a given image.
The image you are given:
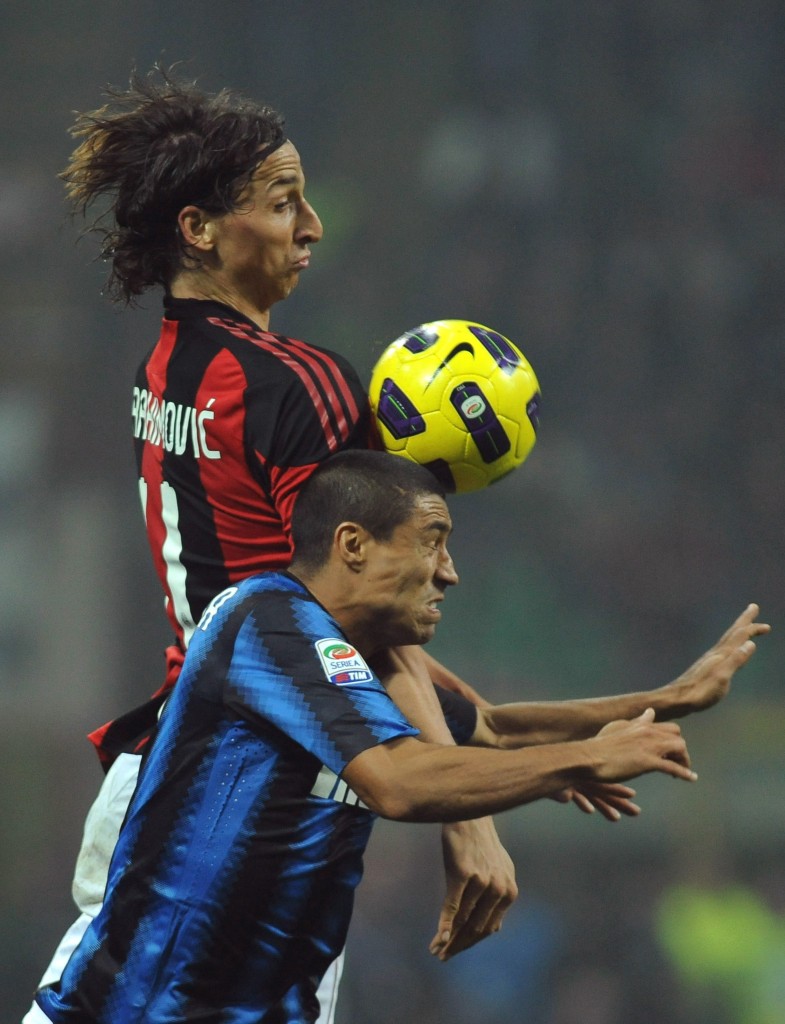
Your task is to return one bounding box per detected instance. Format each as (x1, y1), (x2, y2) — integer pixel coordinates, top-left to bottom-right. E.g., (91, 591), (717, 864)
(369, 320), (541, 493)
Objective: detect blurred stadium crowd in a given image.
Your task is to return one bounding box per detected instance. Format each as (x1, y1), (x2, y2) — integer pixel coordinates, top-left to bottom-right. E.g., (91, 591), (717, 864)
(1, 2), (783, 1021)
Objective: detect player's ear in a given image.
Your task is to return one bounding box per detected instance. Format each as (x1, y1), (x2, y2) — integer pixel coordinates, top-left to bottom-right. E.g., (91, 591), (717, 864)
(334, 522), (370, 571)
(177, 205), (218, 251)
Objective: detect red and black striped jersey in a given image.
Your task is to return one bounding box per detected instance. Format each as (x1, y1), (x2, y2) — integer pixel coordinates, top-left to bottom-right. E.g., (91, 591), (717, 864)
(134, 296), (374, 651)
(91, 296), (375, 763)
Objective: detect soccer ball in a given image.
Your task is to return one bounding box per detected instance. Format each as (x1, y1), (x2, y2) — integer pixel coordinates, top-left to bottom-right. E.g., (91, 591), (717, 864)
(368, 320), (541, 493)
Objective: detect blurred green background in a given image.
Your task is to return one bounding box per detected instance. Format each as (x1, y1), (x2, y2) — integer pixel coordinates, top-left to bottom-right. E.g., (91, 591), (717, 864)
(2, 2), (784, 1021)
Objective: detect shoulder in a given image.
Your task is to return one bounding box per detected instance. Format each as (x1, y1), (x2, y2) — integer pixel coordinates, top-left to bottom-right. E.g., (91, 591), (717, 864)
(175, 308), (364, 397)
(207, 571), (307, 614)
(201, 572), (325, 633)
(228, 323), (364, 396)
(166, 301), (358, 378)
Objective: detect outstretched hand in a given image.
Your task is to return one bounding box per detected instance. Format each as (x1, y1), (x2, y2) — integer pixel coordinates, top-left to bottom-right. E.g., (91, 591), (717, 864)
(591, 708), (698, 783)
(429, 817), (518, 962)
(662, 604), (770, 716)
(551, 781), (641, 821)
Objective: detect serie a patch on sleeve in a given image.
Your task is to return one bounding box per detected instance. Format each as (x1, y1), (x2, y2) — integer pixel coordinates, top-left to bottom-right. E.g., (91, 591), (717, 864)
(315, 638), (375, 686)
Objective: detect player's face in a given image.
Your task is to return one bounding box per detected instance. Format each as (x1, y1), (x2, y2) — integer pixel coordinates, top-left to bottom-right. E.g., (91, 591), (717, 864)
(365, 495), (459, 647)
(212, 141), (323, 315)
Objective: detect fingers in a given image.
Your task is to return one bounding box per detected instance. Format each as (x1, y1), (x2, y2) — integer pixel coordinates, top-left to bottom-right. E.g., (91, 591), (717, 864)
(668, 606), (769, 717)
(430, 881), (515, 961)
(724, 603), (760, 640)
(592, 794), (642, 820)
(694, 607), (768, 678)
(695, 628), (762, 689)
(594, 712), (698, 784)
(429, 882), (466, 957)
(600, 783), (638, 799)
(654, 722), (694, 772)
(717, 605), (770, 651)
(687, 605), (769, 676)
(658, 757), (698, 783)
(570, 790), (596, 814)
(597, 710), (654, 737)
(729, 602), (759, 633)
(553, 782), (641, 819)
(569, 783), (641, 821)
(736, 603), (769, 633)
(710, 607), (770, 677)
(588, 788), (641, 820)
(654, 722), (698, 780)
(550, 787), (574, 805)
(730, 638), (759, 667)
(740, 604), (770, 637)
(433, 819), (518, 962)
(612, 721), (697, 781)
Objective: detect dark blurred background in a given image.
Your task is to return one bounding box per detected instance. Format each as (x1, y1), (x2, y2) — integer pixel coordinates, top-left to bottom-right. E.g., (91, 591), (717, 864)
(3, 2), (784, 1021)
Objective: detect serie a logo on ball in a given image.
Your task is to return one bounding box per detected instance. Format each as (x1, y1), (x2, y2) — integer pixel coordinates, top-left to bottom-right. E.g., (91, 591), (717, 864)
(369, 320), (541, 493)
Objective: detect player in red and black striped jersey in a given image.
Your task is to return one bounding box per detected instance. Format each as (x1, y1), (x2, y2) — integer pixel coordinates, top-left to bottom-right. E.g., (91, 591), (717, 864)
(135, 298), (373, 649)
(137, 299), (372, 651)
(91, 297), (377, 763)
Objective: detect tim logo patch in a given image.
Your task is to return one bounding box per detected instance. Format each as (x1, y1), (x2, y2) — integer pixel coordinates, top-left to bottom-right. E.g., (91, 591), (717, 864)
(315, 638), (374, 686)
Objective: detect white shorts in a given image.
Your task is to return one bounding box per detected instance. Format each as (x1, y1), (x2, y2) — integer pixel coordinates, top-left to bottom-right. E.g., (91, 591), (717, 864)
(23, 752), (344, 1024)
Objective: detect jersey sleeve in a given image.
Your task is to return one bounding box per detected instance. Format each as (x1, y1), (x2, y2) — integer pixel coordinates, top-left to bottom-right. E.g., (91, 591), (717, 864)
(224, 592), (418, 776)
(435, 685), (479, 745)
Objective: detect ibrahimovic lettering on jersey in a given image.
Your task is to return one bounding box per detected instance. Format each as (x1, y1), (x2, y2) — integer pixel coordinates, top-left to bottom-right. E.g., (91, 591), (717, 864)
(36, 572), (418, 1023)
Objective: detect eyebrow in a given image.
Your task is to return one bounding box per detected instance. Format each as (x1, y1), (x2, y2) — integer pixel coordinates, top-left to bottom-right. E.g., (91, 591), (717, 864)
(265, 172), (303, 191)
(426, 519), (452, 536)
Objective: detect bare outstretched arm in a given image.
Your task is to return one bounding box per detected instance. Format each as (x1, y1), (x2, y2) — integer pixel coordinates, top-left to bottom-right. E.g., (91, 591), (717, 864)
(471, 604), (768, 749)
(343, 708), (697, 825)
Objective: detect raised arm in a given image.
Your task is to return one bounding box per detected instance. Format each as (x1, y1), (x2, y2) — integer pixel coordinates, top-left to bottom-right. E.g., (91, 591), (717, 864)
(471, 604), (768, 749)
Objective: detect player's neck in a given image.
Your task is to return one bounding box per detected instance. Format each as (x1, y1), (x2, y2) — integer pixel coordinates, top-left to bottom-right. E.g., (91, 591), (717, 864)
(289, 565), (382, 660)
(169, 274), (271, 330)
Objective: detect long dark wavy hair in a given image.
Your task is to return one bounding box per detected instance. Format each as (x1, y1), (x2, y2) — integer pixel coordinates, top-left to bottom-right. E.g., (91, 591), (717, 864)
(61, 66), (286, 303)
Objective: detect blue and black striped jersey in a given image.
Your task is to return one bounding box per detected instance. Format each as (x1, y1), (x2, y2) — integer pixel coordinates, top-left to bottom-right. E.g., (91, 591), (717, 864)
(38, 572), (418, 1023)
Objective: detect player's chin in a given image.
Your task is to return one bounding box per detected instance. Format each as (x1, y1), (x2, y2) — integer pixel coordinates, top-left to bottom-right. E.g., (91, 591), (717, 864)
(272, 276), (300, 304)
(285, 270), (304, 293)
(414, 621), (439, 645)
(389, 611), (440, 647)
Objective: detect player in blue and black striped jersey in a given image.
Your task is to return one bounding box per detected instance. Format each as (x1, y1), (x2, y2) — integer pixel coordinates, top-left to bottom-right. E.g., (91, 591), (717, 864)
(39, 568), (419, 1022)
(35, 451), (765, 1022)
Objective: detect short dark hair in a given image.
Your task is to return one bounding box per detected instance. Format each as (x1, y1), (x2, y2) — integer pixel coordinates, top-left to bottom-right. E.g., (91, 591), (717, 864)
(290, 451), (447, 571)
(61, 65), (286, 303)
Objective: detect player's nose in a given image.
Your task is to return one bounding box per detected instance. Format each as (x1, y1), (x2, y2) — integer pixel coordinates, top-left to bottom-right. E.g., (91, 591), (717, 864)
(298, 199), (323, 243)
(437, 548), (459, 587)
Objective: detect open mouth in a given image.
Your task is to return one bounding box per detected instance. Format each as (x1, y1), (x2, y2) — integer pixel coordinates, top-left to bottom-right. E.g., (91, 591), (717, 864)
(425, 598), (443, 618)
